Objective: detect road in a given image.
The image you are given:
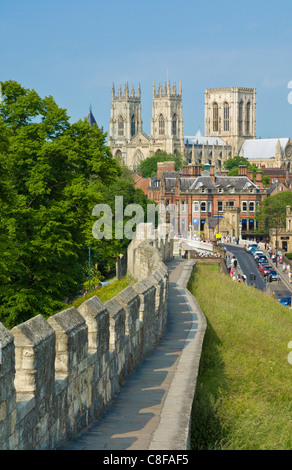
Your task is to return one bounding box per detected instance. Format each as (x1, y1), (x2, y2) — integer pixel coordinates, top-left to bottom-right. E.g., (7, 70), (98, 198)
(224, 244), (292, 301)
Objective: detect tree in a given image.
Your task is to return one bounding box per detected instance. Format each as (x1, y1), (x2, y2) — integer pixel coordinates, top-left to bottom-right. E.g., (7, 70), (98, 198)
(255, 191), (292, 234)
(223, 155), (269, 186)
(138, 150), (184, 177)
(0, 80), (122, 327)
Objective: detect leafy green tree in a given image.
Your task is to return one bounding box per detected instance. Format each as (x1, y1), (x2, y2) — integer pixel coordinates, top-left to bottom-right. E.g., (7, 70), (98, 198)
(223, 155), (269, 186)
(0, 80), (121, 327)
(138, 150), (184, 177)
(255, 191), (292, 233)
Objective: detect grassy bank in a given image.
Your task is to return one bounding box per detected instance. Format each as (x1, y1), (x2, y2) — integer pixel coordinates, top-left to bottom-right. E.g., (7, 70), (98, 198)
(188, 264), (292, 450)
(64, 275), (133, 310)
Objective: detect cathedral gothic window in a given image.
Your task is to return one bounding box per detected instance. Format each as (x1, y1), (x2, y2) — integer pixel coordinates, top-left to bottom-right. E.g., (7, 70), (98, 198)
(212, 102), (218, 132)
(238, 101), (243, 134)
(223, 102), (229, 131)
(131, 115), (136, 137)
(118, 116), (124, 136)
(159, 114), (165, 135)
(246, 102), (250, 134)
(172, 113), (177, 136)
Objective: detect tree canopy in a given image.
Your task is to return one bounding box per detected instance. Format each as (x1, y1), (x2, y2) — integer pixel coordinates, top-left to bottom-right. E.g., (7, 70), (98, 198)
(0, 80), (150, 328)
(137, 150), (183, 177)
(255, 191), (292, 233)
(223, 155), (269, 186)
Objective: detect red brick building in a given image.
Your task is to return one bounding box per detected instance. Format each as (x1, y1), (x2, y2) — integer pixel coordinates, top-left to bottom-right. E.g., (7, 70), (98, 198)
(136, 162), (267, 240)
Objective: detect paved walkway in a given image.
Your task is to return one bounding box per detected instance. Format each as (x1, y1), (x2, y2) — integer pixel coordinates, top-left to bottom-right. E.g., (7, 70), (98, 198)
(61, 259), (206, 451)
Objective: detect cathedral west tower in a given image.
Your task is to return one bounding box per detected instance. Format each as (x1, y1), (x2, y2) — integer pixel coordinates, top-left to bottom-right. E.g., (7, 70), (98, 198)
(204, 87), (256, 156)
(150, 80), (184, 155)
(108, 80), (185, 169)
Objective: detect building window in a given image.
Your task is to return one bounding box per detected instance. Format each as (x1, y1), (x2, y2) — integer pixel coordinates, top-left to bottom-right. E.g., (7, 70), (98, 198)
(201, 201), (206, 212)
(242, 201), (247, 212)
(208, 201), (212, 212)
(238, 101), (243, 134)
(223, 102), (229, 131)
(181, 201), (185, 212)
(249, 201), (255, 212)
(131, 115), (136, 137)
(213, 102), (218, 132)
(246, 102), (250, 134)
(193, 201), (200, 212)
(118, 116), (124, 136)
(159, 114), (165, 135)
(249, 219), (255, 231)
(172, 113), (177, 136)
(217, 201), (223, 212)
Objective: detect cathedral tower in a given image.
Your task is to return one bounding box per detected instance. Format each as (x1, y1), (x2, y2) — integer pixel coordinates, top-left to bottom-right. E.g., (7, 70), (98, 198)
(151, 81), (184, 155)
(109, 82), (142, 145)
(204, 87), (256, 156)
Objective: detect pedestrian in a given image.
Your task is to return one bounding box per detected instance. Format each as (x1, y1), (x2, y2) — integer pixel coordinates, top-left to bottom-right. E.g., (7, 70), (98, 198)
(233, 258), (237, 268)
(277, 274), (280, 283)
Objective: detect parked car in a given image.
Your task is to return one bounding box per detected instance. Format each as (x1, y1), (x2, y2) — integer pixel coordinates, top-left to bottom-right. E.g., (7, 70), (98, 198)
(279, 297), (292, 306)
(257, 256), (268, 265)
(247, 243), (258, 252)
(263, 265), (273, 276)
(253, 250), (264, 259)
(259, 263), (270, 273)
(269, 270), (279, 281)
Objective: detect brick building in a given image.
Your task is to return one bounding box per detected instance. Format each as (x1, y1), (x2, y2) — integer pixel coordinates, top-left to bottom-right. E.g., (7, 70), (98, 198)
(141, 162), (267, 241)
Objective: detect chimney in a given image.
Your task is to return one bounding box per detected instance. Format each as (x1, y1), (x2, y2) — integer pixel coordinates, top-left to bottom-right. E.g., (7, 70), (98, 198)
(210, 165), (215, 182)
(238, 165), (247, 176)
(256, 171), (263, 188)
(157, 161), (175, 179)
(195, 165), (202, 176)
(247, 170), (254, 181)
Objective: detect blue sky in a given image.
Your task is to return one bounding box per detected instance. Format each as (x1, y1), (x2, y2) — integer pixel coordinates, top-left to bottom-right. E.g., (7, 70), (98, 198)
(1, 0), (292, 139)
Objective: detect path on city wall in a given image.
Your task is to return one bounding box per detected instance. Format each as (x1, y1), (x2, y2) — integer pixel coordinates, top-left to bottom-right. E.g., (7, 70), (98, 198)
(61, 258), (206, 451)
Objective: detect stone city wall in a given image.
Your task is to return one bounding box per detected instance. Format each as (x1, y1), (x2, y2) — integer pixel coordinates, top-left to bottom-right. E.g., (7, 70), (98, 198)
(0, 223), (172, 450)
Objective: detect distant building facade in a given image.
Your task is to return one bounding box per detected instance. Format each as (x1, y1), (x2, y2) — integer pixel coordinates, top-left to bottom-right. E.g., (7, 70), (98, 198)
(108, 81), (184, 170)
(204, 87), (256, 156)
(240, 137), (292, 171)
(269, 206), (292, 253)
(108, 81), (292, 176)
(144, 162), (267, 241)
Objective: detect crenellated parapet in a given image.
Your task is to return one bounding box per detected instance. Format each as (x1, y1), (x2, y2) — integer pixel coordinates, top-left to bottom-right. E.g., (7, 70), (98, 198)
(0, 223), (171, 450)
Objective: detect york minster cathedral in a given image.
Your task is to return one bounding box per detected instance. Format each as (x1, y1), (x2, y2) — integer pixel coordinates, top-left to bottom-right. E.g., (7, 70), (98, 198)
(107, 81), (292, 172)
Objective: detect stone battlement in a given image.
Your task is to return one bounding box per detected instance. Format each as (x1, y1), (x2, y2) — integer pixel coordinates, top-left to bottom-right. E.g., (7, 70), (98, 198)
(0, 224), (172, 450)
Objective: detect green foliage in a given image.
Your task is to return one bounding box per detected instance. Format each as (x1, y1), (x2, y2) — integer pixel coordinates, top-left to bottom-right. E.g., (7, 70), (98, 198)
(137, 150), (184, 177)
(70, 275), (133, 310)
(223, 155), (270, 186)
(285, 253), (292, 260)
(0, 80), (149, 328)
(256, 191), (292, 232)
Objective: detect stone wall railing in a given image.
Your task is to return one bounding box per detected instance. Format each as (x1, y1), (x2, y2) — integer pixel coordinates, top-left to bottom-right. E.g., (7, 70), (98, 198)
(0, 224), (171, 450)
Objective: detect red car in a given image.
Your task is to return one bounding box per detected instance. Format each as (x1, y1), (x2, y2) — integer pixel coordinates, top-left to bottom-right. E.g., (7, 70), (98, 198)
(259, 263), (269, 273)
(263, 265), (273, 276)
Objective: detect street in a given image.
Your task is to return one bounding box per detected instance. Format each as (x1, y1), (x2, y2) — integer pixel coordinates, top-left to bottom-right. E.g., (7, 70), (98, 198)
(224, 244), (292, 302)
